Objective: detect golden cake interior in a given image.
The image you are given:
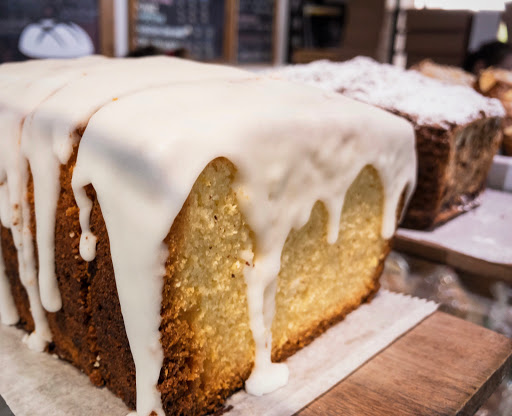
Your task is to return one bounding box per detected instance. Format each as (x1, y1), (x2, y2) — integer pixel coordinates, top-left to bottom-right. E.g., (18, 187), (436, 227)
(158, 158), (388, 414)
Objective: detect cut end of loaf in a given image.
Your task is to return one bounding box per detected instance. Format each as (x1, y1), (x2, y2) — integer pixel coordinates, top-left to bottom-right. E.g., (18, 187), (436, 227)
(158, 159), (390, 415)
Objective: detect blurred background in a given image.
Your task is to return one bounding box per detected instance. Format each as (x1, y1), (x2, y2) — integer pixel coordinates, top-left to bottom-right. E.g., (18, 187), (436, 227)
(1, 1), (512, 415)
(1, 0), (512, 69)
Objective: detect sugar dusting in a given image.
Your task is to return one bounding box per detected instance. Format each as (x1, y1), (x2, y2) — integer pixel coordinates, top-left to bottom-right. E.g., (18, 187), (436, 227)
(270, 57), (505, 129)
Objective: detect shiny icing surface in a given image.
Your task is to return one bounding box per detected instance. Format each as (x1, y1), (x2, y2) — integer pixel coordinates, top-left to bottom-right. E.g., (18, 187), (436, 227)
(0, 236), (19, 325)
(0, 56), (107, 350)
(0, 57), (416, 415)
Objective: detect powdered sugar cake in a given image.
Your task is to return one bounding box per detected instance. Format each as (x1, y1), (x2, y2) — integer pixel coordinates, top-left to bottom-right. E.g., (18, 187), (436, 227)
(476, 67), (512, 155)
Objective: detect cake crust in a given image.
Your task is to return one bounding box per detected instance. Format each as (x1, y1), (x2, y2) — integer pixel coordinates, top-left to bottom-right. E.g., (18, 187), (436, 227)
(403, 118), (502, 229)
(45, 150), (103, 385)
(0, 226), (34, 331)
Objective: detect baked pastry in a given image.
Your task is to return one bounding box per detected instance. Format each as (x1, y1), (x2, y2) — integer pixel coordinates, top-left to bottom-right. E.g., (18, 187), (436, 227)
(271, 57), (505, 229)
(414, 62), (512, 156)
(476, 67), (512, 156)
(412, 59), (476, 87)
(0, 57), (416, 415)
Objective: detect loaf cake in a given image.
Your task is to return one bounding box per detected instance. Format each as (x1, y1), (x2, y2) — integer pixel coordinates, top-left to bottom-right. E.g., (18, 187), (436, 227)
(0, 56), (109, 348)
(270, 57), (505, 229)
(0, 56), (416, 416)
(476, 67), (512, 156)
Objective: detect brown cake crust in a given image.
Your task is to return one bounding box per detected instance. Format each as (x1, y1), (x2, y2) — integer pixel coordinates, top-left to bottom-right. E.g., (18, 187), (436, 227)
(6, 139), (104, 385)
(0, 225), (33, 331)
(87, 185), (136, 407)
(42, 147), (103, 385)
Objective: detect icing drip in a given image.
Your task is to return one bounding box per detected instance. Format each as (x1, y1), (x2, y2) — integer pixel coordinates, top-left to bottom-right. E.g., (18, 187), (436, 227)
(73, 151), (168, 416)
(20, 57), (248, 314)
(0, 208), (19, 324)
(269, 57), (506, 129)
(71, 78), (416, 413)
(0, 56), (107, 348)
(243, 253), (289, 395)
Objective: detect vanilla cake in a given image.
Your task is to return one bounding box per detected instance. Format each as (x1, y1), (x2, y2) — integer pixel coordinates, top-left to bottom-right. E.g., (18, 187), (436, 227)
(271, 57), (505, 229)
(0, 57), (416, 416)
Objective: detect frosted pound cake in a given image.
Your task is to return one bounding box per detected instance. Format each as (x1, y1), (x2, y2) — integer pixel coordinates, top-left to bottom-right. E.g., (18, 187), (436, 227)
(412, 59), (476, 87)
(0, 57), (416, 415)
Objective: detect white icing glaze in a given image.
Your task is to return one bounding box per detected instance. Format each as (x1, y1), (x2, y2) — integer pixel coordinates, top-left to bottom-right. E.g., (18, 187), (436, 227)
(269, 57), (506, 129)
(71, 78), (416, 413)
(0, 221), (19, 325)
(0, 56), (107, 349)
(20, 56), (248, 313)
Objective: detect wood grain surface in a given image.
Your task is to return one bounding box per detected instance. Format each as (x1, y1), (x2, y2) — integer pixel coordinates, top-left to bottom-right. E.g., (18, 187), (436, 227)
(296, 312), (512, 416)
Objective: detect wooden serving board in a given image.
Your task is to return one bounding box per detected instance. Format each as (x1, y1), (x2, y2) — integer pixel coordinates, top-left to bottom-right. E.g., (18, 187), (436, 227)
(297, 311), (512, 416)
(394, 190), (512, 281)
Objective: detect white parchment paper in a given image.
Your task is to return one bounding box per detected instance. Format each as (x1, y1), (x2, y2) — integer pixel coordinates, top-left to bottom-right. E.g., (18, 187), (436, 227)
(0, 290), (437, 416)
